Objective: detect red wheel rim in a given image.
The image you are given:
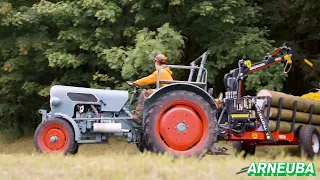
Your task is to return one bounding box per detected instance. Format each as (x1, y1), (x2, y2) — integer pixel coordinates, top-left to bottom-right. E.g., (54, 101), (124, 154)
(155, 100), (209, 154)
(38, 122), (69, 153)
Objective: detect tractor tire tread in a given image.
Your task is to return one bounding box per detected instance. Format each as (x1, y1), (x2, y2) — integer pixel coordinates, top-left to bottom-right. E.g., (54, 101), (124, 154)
(143, 90), (218, 157)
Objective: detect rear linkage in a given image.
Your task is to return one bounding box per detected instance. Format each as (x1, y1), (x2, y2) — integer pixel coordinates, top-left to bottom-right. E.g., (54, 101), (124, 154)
(215, 44), (293, 145)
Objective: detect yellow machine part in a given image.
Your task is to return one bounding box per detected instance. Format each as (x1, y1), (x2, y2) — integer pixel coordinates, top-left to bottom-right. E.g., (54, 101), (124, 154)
(301, 90), (320, 101)
(294, 58), (320, 101)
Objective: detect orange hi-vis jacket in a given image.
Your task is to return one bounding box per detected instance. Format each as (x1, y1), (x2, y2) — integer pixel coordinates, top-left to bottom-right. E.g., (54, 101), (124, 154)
(133, 67), (173, 87)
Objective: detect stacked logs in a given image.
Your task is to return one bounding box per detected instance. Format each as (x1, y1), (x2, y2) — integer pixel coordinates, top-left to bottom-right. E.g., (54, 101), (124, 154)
(257, 89), (320, 133)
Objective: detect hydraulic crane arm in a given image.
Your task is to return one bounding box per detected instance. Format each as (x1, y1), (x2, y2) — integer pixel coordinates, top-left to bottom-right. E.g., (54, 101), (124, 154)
(302, 59), (320, 77)
(246, 45), (292, 74)
(284, 45), (320, 77)
(223, 44), (293, 95)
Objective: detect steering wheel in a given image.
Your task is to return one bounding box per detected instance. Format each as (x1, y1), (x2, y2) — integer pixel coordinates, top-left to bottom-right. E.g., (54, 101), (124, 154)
(127, 81), (149, 90)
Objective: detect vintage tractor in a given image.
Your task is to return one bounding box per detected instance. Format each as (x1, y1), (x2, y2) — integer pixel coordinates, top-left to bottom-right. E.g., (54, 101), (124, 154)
(34, 50), (218, 156)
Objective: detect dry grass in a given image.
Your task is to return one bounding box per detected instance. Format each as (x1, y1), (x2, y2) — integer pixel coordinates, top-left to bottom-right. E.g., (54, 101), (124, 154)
(0, 137), (319, 180)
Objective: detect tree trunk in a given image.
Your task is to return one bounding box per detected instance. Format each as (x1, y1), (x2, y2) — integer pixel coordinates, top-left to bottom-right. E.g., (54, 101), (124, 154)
(266, 107), (320, 125)
(257, 89), (320, 114)
(13, 110), (22, 137)
(269, 120), (320, 133)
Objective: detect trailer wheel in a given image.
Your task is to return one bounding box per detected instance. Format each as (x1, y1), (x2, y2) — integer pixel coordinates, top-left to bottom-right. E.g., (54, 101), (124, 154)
(34, 118), (77, 154)
(144, 90), (218, 157)
(233, 141), (256, 158)
(299, 125), (320, 158)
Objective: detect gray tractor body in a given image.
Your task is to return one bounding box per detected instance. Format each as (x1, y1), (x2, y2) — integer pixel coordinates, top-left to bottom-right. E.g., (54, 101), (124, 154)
(39, 85), (142, 144)
(49, 85), (129, 117)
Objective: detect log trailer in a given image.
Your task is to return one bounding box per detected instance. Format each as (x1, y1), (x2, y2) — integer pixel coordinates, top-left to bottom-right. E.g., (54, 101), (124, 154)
(214, 44), (320, 158)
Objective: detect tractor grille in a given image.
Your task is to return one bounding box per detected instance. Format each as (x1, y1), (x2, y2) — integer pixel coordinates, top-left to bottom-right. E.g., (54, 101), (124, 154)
(67, 92), (98, 102)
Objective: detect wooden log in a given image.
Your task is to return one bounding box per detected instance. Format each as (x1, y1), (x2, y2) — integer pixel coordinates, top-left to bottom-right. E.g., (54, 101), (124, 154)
(266, 107), (320, 125)
(268, 120), (320, 133)
(257, 89), (320, 114)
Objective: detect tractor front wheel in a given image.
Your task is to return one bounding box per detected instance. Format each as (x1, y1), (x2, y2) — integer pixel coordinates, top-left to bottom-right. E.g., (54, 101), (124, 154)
(144, 90), (218, 157)
(34, 118), (77, 155)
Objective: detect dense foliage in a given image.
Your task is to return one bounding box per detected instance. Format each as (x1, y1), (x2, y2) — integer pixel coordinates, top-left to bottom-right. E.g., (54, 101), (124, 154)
(0, 0), (319, 138)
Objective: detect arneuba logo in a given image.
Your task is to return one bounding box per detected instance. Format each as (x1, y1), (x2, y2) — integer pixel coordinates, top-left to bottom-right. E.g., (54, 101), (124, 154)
(236, 162), (316, 176)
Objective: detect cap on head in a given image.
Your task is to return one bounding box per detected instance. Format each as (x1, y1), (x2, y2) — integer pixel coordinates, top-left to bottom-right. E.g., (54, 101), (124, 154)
(153, 53), (168, 64)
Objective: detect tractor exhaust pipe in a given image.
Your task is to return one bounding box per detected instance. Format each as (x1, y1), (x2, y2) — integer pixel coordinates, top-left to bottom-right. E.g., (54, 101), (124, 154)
(93, 123), (130, 133)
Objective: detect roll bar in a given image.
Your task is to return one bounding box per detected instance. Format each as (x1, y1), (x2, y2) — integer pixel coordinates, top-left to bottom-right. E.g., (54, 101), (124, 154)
(156, 50), (210, 90)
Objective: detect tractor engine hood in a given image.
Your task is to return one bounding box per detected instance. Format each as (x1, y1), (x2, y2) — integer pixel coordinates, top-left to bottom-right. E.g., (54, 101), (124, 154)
(49, 85), (129, 117)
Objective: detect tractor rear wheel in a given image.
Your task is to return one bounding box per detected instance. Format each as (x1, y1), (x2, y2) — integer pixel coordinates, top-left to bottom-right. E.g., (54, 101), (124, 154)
(143, 90), (218, 157)
(34, 118), (77, 155)
(299, 125), (320, 158)
(136, 134), (150, 153)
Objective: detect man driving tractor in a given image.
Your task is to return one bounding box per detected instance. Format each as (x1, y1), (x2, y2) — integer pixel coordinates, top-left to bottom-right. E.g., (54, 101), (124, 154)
(128, 53), (173, 123)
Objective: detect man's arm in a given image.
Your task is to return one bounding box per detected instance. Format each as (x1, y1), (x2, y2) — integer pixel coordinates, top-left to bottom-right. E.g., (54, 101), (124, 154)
(133, 71), (158, 86)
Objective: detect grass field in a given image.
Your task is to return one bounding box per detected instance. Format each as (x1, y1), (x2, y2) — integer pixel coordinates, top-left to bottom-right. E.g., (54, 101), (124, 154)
(0, 136), (319, 180)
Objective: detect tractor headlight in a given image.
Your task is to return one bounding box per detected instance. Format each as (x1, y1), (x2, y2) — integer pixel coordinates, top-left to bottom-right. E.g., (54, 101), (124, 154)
(50, 97), (62, 107)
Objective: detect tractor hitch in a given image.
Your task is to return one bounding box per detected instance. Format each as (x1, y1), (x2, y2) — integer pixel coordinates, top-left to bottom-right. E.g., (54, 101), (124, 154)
(208, 144), (228, 155)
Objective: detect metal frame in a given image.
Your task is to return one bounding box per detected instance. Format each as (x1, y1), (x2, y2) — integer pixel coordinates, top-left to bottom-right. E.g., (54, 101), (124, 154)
(217, 96), (274, 141)
(275, 98), (316, 133)
(155, 50), (210, 91)
(223, 44), (292, 105)
(221, 95), (318, 147)
(216, 44), (316, 146)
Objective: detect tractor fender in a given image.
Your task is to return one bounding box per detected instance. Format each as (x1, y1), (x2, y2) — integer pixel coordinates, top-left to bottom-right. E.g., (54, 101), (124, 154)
(143, 83), (217, 122)
(48, 113), (81, 142)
